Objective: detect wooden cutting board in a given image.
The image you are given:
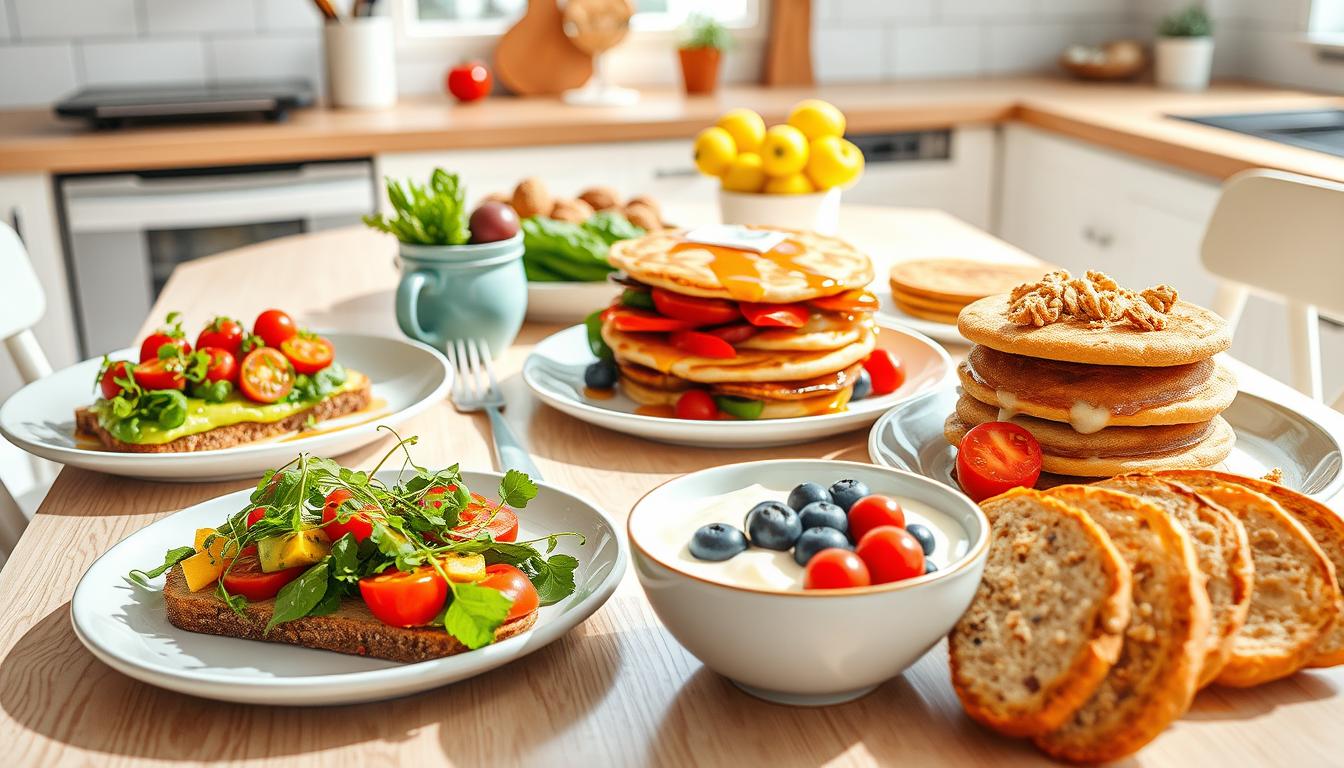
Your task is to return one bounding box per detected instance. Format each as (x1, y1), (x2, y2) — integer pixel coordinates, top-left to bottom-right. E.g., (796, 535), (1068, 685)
(495, 0), (594, 96)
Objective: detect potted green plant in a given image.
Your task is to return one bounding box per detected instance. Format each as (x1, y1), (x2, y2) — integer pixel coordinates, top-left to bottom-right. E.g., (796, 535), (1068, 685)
(1155, 4), (1214, 91)
(678, 14), (733, 95)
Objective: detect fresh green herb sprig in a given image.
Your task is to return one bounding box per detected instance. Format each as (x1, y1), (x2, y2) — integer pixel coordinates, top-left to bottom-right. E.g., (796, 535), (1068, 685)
(1158, 4), (1212, 37)
(681, 13), (734, 51)
(363, 169), (471, 246)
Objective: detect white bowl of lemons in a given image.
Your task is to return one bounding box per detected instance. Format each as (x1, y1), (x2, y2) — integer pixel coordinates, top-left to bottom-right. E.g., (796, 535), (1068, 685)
(694, 100), (865, 235)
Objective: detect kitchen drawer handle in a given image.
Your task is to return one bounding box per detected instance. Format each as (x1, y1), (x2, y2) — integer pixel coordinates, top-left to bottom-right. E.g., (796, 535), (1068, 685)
(653, 168), (700, 179)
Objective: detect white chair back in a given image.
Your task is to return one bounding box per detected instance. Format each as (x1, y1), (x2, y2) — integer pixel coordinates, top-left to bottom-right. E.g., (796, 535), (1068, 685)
(1200, 169), (1344, 401)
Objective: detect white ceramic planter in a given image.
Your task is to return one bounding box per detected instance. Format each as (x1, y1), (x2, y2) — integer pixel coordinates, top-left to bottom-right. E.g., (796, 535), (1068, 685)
(1155, 36), (1214, 91)
(718, 187), (842, 235)
(324, 17), (397, 109)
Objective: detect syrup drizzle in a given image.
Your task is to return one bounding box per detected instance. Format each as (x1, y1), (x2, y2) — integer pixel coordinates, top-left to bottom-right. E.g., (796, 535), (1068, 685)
(669, 239), (837, 303)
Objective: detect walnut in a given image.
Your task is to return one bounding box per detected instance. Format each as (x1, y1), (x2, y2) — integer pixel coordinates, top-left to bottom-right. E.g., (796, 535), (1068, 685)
(1006, 269), (1177, 332)
(1141, 284), (1179, 313)
(577, 186), (621, 211)
(511, 178), (552, 219)
(550, 197), (595, 223)
(623, 201), (661, 231)
(482, 191), (512, 207)
(1262, 467), (1285, 484)
(626, 195), (661, 219)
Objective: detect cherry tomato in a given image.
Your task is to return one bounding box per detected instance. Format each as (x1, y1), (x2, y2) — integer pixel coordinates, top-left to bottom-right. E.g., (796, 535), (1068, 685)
(740, 302), (810, 328)
(453, 492), (520, 542)
(446, 60), (492, 102)
(955, 422), (1043, 502)
(606, 308), (694, 333)
(238, 347), (294, 403)
(359, 566), (449, 627)
(253, 309), (298, 348)
(418, 484), (458, 510)
(674, 389), (719, 420)
(847, 495), (906, 543)
(862, 350), (905, 396)
(322, 488), (376, 543)
(479, 563), (540, 621)
(196, 317), (245, 357)
(133, 358), (185, 391)
(245, 507), (267, 527)
(139, 332), (190, 363)
(199, 346), (238, 384)
(811, 290), (880, 314)
(221, 546), (307, 601)
(669, 330), (737, 359)
(855, 526), (926, 584)
(804, 548), (872, 590)
(279, 334), (335, 375)
(706, 323), (757, 344)
(651, 288), (740, 326)
(99, 360), (133, 399)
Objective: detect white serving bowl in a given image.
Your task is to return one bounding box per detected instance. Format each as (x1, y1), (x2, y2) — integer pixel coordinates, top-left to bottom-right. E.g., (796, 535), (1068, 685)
(718, 187), (842, 235)
(525, 280), (620, 323)
(629, 459), (988, 706)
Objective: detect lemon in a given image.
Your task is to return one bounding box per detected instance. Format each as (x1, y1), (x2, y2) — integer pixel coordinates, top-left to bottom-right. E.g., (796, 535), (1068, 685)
(787, 99), (846, 141)
(805, 136), (865, 189)
(721, 152), (767, 193)
(693, 126), (738, 177)
(759, 124), (810, 177)
(764, 173), (815, 195)
(716, 108), (767, 153)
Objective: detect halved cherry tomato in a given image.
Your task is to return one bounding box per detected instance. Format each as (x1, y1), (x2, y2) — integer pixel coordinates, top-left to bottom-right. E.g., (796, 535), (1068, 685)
(253, 309), (298, 348)
(245, 507), (267, 527)
(199, 346), (238, 384)
(453, 492), (520, 542)
(706, 323), (757, 344)
(359, 566), (448, 627)
(605, 308), (694, 333)
(479, 563), (540, 621)
(863, 350), (905, 396)
(955, 422), (1042, 502)
(221, 546), (307, 601)
(99, 360), (133, 399)
(740, 302), (810, 328)
(322, 488), (376, 543)
(847, 495), (906, 543)
(674, 389), (719, 420)
(855, 526), (925, 584)
(133, 357), (185, 391)
(197, 317), (245, 358)
(239, 347), (294, 403)
(804, 548), (872, 590)
(280, 334), (335, 375)
(669, 330), (736, 359)
(811, 290), (880, 314)
(651, 288), (740, 326)
(139, 332), (190, 363)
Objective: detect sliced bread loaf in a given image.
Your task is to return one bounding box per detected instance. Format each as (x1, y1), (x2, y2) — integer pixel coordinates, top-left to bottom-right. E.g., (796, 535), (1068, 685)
(949, 488), (1132, 737)
(1096, 474), (1252, 687)
(1033, 486), (1210, 764)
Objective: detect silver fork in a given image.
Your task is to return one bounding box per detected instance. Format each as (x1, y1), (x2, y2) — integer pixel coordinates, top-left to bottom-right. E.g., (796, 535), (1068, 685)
(446, 338), (543, 480)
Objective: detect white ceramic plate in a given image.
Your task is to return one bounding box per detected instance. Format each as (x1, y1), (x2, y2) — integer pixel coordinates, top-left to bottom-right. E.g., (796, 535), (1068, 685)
(70, 469), (626, 706)
(875, 292), (964, 345)
(0, 332), (451, 482)
(523, 323), (953, 448)
(526, 281), (619, 324)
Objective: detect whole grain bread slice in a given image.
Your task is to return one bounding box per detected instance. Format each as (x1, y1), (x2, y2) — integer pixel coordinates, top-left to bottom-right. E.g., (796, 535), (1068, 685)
(1096, 473), (1252, 687)
(162, 565), (536, 663)
(1033, 486), (1210, 764)
(949, 488), (1132, 738)
(75, 374), (372, 453)
(1158, 471), (1339, 686)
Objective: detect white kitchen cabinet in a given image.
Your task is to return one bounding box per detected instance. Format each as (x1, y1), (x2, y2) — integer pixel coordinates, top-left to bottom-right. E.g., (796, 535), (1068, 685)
(845, 126), (996, 232)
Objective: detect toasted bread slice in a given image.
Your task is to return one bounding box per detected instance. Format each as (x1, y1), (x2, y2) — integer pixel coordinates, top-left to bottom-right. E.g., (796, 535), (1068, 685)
(162, 566), (536, 663)
(950, 488), (1132, 738)
(1096, 474), (1252, 687)
(76, 374), (372, 453)
(1034, 486), (1210, 763)
(1159, 472), (1340, 685)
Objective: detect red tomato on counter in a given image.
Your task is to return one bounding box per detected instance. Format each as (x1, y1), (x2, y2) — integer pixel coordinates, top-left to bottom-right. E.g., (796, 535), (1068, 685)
(447, 61), (492, 102)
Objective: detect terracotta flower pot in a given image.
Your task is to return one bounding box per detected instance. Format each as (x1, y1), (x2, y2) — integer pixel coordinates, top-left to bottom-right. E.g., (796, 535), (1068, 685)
(678, 47), (722, 95)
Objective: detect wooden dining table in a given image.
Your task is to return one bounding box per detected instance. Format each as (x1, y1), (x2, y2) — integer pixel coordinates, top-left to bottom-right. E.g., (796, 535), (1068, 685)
(1, 205), (1342, 766)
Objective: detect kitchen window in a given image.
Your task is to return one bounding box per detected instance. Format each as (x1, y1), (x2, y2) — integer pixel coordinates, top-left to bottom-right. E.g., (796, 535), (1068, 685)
(1308, 0), (1344, 49)
(400, 0), (760, 38)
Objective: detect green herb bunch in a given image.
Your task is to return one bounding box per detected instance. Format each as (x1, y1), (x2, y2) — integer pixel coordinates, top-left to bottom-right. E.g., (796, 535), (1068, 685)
(681, 13), (734, 51)
(1158, 5), (1212, 37)
(363, 169), (472, 246)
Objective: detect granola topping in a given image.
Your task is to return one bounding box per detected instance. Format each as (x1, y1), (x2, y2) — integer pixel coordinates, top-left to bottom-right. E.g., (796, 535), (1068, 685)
(1006, 270), (1179, 331)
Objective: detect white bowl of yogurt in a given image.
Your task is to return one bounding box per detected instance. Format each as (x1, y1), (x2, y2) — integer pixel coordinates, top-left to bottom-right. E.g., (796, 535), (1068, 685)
(628, 459), (988, 706)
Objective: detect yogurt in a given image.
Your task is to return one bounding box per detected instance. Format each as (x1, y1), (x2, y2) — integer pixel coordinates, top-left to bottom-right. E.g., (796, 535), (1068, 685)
(648, 483), (973, 591)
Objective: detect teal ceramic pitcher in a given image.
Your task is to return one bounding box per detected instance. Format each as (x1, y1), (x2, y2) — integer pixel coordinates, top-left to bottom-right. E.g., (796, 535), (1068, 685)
(395, 233), (526, 355)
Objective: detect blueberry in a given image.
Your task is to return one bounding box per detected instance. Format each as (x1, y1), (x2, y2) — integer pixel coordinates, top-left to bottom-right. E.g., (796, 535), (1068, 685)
(851, 368), (873, 401)
(925, 560), (939, 575)
(907, 523), (936, 556)
(584, 359), (618, 389)
(689, 523), (749, 562)
(793, 527), (852, 566)
(787, 482), (831, 512)
(745, 501), (802, 551)
(798, 501), (848, 534)
(828, 479), (871, 512)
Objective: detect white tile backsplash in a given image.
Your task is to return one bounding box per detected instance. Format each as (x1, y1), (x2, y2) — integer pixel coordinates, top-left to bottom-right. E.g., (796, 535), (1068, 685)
(144, 0), (257, 35)
(80, 39), (208, 87)
(939, 0), (1037, 20)
(13, 0), (137, 38)
(833, 0), (935, 22)
(814, 26), (886, 82)
(257, 0), (322, 31)
(888, 25), (985, 78)
(0, 0), (11, 41)
(0, 44), (76, 107)
(208, 34), (322, 87)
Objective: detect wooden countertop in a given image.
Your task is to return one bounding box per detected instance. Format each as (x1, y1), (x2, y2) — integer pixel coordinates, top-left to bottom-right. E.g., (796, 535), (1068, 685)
(3, 77), (1344, 183)
(3, 206), (1344, 765)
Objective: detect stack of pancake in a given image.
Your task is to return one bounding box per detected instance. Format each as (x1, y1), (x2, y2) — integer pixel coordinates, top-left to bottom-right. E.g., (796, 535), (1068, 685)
(889, 258), (1056, 325)
(601, 227), (877, 419)
(945, 270), (1237, 477)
